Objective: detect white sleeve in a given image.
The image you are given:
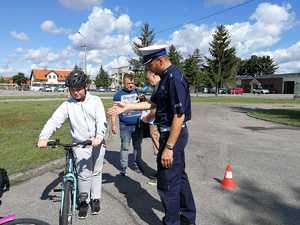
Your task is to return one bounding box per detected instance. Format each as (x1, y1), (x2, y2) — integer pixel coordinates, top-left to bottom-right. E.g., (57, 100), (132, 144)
(95, 97), (107, 140)
(39, 102), (69, 140)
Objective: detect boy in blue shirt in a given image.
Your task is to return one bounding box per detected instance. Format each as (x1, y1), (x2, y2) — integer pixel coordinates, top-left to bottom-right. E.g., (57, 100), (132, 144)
(111, 73), (143, 176)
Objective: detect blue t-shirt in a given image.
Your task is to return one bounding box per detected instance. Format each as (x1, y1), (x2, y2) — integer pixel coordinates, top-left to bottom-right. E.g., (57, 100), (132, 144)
(113, 88), (142, 126)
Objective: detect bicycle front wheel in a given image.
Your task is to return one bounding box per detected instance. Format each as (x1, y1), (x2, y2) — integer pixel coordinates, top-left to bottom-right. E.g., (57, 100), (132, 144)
(5, 218), (50, 225)
(59, 180), (73, 225)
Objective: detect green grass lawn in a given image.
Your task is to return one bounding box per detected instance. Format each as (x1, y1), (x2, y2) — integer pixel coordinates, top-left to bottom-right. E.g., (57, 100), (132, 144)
(1, 95), (300, 176)
(0, 99), (112, 175)
(191, 96), (300, 104)
(0, 95), (66, 100)
(0, 93), (113, 100)
(247, 109), (300, 127)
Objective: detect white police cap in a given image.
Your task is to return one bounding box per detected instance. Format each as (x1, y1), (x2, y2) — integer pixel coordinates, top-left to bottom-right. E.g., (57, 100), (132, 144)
(138, 44), (169, 65)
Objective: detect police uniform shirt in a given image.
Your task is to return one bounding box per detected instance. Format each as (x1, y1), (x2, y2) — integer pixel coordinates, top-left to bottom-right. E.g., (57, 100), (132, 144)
(151, 64), (191, 127)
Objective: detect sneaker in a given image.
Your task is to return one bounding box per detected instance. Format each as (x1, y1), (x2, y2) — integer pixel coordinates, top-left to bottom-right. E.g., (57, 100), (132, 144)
(132, 164), (142, 174)
(120, 168), (126, 176)
(147, 178), (157, 186)
(90, 199), (100, 215)
(78, 201), (88, 219)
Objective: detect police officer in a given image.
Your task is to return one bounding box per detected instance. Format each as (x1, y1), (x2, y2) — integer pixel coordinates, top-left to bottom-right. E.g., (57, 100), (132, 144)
(110, 45), (196, 225)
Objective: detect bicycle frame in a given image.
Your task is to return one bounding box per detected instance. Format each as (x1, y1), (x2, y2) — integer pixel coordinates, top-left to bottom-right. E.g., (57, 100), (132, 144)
(0, 214), (16, 224)
(60, 148), (77, 215)
(47, 139), (91, 224)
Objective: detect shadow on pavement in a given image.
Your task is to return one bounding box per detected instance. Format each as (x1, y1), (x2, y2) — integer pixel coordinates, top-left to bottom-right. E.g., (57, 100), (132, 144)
(105, 149), (157, 178)
(105, 173), (163, 225)
(242, 126), (300, 131)
(40, 171), (63, 201)
(215, 179), (300, 225)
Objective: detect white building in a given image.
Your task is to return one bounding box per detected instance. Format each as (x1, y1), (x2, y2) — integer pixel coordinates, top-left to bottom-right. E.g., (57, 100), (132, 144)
(30, 68), (71, 91)
(110, 65), (133, 90)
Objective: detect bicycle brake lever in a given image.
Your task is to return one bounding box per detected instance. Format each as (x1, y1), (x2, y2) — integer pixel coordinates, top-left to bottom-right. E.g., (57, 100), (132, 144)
(81, 140), (92, 147)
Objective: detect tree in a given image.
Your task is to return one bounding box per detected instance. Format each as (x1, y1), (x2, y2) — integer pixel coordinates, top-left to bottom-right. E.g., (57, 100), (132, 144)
(237, 55), (278, 76)
(183, 49), (206, 93)
(206, 25), (239, 95)
(95, 66), (111, 88)
(129, 23), (155, 86)
(13, 72), (27, 86)
(259, 55), (278, 75)
(168, 45), (183, 71)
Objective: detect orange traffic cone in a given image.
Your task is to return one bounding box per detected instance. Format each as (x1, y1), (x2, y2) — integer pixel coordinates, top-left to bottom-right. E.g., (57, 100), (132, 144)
(221, 164), (236, 190)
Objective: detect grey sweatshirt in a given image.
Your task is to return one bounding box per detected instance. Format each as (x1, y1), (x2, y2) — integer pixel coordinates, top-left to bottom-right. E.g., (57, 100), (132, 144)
(39, 92), (107, 142)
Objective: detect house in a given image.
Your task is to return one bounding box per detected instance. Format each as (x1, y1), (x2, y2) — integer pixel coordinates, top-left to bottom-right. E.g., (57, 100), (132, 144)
(2, 76), (14, 84)
(237, 73), (300, 94)
(0, 76), (15, 90)
(30, 68), (72, 90)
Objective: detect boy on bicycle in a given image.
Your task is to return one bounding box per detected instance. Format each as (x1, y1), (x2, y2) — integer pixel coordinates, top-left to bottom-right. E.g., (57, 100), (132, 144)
(37, 68), (107, 219)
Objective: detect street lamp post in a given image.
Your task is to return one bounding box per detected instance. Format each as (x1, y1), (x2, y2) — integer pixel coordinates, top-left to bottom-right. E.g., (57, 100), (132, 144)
(77, 32), (87, 75)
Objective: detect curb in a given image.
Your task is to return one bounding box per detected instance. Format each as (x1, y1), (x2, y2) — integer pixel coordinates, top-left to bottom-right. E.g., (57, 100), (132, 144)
(10, 158), (65, 185)
(9, 120), (113, 186)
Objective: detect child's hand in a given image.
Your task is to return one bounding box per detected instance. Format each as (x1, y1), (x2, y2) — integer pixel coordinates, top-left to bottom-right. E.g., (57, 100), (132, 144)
(91, 137), (102, 147)
(37, 139), (48, 148)
(111, 125), (117, 134)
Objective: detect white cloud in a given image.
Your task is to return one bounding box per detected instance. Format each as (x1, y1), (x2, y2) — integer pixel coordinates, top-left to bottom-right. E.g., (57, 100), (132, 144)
(69, 7), (133, 67)
(0, 65), (15, 75)
(170, 24), (212, 57)
(59, 0), (102, 10)
(10, 31), (29, 41)
(41, 20), (71, 34)
(15, 48), (24, 53)
(104, 56), (129, 71)
(227, 2), (295, 55)
(169, 2), (295, 57)
(253, 41), (300, 73)
(24, 47), (75, 65)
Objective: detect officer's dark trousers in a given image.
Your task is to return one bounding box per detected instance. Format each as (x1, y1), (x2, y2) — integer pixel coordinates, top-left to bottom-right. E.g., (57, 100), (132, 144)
(157, 127), (196, 225)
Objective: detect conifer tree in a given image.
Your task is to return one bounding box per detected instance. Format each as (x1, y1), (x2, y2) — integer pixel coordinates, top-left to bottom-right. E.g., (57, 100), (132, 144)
(206, 25), (239, 95)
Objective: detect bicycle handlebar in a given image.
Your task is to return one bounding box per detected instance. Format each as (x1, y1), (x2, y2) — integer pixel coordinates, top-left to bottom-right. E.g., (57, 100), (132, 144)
(47, 139), (92, 148)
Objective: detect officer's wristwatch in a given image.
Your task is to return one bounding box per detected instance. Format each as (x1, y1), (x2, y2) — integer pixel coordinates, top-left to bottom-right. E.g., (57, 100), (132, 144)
(166, 143), (174, 150)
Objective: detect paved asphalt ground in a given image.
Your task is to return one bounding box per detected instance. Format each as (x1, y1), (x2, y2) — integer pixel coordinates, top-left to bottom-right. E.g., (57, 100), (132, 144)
(1, 103), (300, 225)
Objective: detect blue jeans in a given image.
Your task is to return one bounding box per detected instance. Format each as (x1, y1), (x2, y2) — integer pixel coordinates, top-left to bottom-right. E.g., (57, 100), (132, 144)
(119, 122), (143, 171)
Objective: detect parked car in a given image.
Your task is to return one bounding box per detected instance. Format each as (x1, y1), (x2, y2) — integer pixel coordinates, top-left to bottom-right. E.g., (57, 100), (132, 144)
(202, 87), (209, 94)
(230, 87), (244, 94)
(55, 86), (67, 92)
(253, 88), (270, 94)
(30, 85), (43, 92)
(42, 86), (56, 92)
(218, 88), (229, 94)
(96, 87), (106, 92)
(209, 87), (229, 94)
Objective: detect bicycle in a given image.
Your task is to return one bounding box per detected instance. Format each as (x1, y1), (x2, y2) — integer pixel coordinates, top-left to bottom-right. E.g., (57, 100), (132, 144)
(0, 213), (50, 225)
(47, 139), (92, 225)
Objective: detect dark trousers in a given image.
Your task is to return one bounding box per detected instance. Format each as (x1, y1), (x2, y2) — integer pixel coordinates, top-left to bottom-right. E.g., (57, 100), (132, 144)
(157, 127), (196, 225)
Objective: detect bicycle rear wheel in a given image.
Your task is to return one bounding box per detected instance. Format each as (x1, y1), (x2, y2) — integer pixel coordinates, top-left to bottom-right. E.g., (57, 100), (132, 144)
(5, 218), (50, 225)
(59, 180), (73, 225)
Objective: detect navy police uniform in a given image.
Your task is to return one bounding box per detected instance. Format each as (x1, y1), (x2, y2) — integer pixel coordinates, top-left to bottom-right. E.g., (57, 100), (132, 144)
(140, 44), (196, 225)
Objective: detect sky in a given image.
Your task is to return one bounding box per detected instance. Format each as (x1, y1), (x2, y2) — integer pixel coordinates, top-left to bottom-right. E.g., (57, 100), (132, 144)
(0, 0), (299, 78)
